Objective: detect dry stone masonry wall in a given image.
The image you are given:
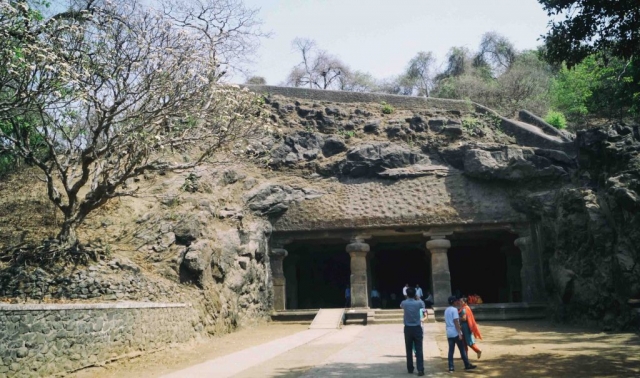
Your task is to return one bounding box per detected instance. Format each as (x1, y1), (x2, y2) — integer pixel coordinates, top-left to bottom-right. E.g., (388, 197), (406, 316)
(0, 302), (201, 378)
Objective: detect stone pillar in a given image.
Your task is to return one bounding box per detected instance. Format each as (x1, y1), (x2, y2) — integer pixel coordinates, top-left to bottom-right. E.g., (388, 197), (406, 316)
(346, 240), (370, 308)
(515, 236), (545, 302)
(426, 236), (452, 307)
(270, 248), (288, 311)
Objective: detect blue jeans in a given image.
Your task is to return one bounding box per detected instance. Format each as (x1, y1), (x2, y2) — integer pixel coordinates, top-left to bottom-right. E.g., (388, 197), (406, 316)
(447, 336), (471, 371)
(404, 325), (424, 373)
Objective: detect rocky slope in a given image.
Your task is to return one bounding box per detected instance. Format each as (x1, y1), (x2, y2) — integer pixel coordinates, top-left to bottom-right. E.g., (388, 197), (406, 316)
(1, 89), (638, 331)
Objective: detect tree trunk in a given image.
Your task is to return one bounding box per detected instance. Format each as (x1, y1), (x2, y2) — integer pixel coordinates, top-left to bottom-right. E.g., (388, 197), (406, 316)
(57, 220), (78, 246)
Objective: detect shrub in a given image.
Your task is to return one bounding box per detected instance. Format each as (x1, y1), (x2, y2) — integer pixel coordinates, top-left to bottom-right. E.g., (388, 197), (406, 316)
(381, 102), (395, 114)
(545, 110), (568, 129)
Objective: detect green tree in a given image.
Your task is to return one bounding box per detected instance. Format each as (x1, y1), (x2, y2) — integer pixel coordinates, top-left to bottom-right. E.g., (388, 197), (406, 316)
(550, 54), (640, 122)
(550, 59), (594, 120)
(539, 0), (640, 67)
(539, 0), (640, 122)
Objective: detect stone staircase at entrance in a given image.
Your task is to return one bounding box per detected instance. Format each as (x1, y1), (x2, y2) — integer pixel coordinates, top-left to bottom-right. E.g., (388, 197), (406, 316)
(369, 308), (436, 325)
(309, 309), (345, 329)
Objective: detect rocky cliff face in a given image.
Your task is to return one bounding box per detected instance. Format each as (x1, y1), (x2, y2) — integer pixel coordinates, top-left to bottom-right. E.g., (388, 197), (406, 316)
(515, 125), (640, 329)
(1, 89), (638, 332)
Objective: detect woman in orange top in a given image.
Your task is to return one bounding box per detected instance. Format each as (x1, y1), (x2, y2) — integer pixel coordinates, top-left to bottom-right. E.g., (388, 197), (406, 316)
(459, 297), (483, 359)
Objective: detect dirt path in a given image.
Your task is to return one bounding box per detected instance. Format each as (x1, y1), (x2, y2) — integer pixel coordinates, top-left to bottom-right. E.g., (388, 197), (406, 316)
(70, 323), (308, 378)
(432, 321), (640, 377)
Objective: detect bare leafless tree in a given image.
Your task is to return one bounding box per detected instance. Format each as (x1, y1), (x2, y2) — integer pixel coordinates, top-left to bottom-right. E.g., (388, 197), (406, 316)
(475, 32), (517, 77)
(0, 0), (269, 246)
(159, 0), (267, 77)
(286, 38), (350, 90)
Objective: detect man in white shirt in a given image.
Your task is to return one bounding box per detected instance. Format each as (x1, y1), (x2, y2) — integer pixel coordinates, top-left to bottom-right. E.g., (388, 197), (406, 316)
(415, 284), (423, 299)
(444, 296), (476, 373)
(402, 283), (409, 298)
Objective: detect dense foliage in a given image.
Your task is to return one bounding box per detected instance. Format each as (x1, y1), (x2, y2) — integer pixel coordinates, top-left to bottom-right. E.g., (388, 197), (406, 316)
(539, 0), (640, 124)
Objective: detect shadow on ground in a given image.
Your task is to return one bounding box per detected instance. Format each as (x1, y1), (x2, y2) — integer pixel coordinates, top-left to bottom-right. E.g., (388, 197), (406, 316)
(264, 351), (640, 378)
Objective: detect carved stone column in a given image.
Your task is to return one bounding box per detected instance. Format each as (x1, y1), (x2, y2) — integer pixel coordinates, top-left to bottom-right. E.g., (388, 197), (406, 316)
(515, 236), (545, 302)
(346, 239), (370, 308)
(270, 248), (288, 311)
(426, 236), (452, 307)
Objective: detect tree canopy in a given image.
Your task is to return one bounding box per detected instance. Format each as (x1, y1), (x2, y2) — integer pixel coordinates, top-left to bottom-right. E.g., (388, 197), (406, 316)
(539, 0), (640, 67)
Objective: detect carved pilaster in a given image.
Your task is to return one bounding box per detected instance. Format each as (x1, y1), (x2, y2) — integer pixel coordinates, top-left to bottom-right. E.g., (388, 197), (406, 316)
(515, 236), (545, 302)
(426, 236), (452, 307)
(346, 240), (370, 308)
(270, 248), (288, 311)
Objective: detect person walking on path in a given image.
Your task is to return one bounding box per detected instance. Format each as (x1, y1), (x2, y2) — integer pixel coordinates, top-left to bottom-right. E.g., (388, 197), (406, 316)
(445, 296), (477, 373)
(401, 287), (425, 376)
(415, 284), (424, 300)
(459, 297), (483, 359)
(403, 283), (409, 299)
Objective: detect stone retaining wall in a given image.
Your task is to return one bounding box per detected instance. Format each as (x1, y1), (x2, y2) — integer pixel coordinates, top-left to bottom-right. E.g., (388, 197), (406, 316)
(0, 302), (202, 378)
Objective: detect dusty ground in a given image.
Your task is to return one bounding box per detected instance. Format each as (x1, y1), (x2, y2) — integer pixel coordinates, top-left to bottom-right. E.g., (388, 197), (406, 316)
(433, 321), (640, 377)
(70, 323), (308, 378)
(69, 320), (639, 378)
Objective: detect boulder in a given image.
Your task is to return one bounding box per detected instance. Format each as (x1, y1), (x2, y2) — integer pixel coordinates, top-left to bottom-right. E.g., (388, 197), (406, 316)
(174, 216), (202, 245)
(268, 131), (325, 166)
(322, 136), (347, 157)
(221, 169), (247, 185)
(406, 115), (426, 132)
(338, 143), (428, 177)
(463, 146), (569, 181)
(442, 126), (463, 137)
(363, 120), (381, 134)
(244, 183), (324, 215)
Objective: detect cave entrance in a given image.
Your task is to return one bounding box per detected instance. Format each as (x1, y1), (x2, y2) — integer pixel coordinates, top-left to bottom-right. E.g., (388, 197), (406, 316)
(371, 243), (430, 309)
(283, 241), (350, 310)
(448, 232), (522, 303)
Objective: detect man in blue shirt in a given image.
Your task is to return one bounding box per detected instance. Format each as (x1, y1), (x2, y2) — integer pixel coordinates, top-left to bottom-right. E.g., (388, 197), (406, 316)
(400, 287), (425, 376)
(444, 296), (476, 373)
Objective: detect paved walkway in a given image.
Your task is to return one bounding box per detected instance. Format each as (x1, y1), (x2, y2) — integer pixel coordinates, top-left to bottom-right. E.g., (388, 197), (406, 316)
(162, 324), (453, 378)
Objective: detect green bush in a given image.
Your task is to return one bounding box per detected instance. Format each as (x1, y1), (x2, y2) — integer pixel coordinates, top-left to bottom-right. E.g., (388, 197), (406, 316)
(381, 102), (394, 114)
(544, 110), (567, 129)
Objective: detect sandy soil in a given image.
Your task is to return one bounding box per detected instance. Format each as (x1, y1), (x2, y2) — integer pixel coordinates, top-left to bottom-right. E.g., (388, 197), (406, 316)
(432, 321), (640, 377)
(70, 323), (308, 378)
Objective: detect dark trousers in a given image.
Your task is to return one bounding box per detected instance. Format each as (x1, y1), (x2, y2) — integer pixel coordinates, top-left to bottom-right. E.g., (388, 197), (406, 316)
(404, 325), (424, 373)
(447, 336), (471, 371)
(345, 297), (351, 308)
(371, 297), (381, 308)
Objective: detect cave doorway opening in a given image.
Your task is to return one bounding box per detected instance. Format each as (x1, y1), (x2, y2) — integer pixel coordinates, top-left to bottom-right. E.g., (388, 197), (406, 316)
(447, 233), (521, 303)
(371, 243), (430, 309)
(283, 241), (350, 310)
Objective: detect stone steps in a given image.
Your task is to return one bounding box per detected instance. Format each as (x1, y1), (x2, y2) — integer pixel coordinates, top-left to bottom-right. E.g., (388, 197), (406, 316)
(369, 308), (435, 325)
(309, 309), (345, 329)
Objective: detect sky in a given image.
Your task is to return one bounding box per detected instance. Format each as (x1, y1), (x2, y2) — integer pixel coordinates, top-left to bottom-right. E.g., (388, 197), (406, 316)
(238, 0), (552, 85)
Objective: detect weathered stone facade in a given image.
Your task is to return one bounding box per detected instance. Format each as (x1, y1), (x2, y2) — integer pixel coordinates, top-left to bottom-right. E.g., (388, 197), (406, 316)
(0, 302), (200, 377)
